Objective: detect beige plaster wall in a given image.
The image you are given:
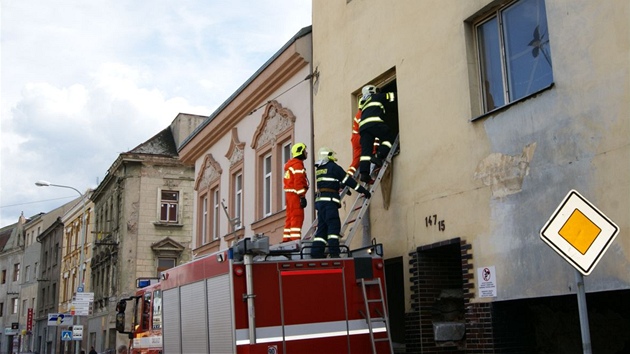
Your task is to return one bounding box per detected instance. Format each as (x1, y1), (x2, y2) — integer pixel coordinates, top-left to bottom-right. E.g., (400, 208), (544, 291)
(312, 0), (629, 309)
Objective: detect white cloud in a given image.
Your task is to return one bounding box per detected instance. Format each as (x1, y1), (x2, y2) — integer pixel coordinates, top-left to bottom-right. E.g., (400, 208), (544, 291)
(0, 0), (311, 226)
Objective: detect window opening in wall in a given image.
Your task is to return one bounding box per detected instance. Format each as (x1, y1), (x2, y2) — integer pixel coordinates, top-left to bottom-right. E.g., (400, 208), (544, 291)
(160, 191), (179, 223)
(13, 263), (20, 282)
(476, 0), (553, 113)
(157, 258), (176, 274)
(1, 270), (5, 284)
(263, 154), (273, 217)
(12, 298), (18, 314)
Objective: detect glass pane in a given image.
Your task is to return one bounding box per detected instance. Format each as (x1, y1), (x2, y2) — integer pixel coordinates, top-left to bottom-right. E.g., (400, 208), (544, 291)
(283, 143), (291, 164)
(160, 204), (168, 221)
(168, 204), (177, 222)
(478, 17), (505, 111)
(503, 0), (553, 101)
(161, 191), (178, 201)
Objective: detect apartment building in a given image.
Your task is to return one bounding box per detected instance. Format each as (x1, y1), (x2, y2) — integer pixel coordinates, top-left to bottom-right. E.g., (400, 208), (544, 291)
(179, 26), (313, 254)
(87, 113), (204, 351)
(312, 0), (629, 352)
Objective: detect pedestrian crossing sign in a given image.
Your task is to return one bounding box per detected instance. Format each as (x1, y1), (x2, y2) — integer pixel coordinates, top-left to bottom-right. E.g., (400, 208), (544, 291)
(61, 330), (72, 341)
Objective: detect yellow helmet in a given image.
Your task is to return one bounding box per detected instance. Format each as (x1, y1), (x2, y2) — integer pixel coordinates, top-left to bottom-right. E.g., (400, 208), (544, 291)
(291, 143), (307, 158)
(318, 147), (337, 162)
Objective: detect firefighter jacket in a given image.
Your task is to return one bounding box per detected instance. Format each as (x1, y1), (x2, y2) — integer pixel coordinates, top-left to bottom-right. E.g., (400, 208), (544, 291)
(316, 160), (367, 205)
(348, 109), (380, 176)
(358, 91), (395, 132)
(284, 157), (309, 197)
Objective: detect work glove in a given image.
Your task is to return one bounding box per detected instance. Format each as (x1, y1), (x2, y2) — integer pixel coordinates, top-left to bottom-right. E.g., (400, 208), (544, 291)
(300, 197), (307, 208)
(363, 190), (371, 199)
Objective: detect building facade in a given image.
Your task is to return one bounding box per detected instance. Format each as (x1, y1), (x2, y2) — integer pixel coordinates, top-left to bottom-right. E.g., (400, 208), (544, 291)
(87, 113), (204, 352)
(179, 27), (314, 254)
(58, 193), (94, 352)
(312, 0), (629, 352)
(0, 218), (25, 354)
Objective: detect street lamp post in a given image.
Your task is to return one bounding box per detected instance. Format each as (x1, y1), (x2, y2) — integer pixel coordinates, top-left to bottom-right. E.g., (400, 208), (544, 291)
(36, 180), (88, 354)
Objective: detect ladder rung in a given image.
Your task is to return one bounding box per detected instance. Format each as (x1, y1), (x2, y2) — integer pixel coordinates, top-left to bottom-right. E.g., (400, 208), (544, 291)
(367, 299), (383, 303)
(374, 338), (390, 343)
(362, 279), (381, 285)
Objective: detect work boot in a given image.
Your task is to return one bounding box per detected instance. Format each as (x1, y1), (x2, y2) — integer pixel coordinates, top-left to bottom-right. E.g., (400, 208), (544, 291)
(360, 173), (371, 183)
(370, 155), (383, 167)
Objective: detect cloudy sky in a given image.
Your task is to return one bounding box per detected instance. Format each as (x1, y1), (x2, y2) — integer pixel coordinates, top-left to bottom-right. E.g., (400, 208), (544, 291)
(0, 1), (311, 227)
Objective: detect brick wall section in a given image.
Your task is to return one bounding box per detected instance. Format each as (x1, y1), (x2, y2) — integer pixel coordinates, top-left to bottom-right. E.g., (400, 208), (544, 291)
(406, 238), (468, 353)
(406, 238), (497, 354)
(465, 302), (494, 353)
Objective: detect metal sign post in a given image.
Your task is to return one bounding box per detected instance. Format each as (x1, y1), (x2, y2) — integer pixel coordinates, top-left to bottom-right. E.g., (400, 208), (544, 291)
(575, 271), (592, 354)
(540, 189), (619, 354)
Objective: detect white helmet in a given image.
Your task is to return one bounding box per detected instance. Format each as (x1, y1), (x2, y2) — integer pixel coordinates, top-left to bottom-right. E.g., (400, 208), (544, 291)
(362, 85), (378, 97)
(318, 147), (337, 162)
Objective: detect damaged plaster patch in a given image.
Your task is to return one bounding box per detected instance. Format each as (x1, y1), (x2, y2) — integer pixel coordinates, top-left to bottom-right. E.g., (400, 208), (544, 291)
(474, 143), (536, 198)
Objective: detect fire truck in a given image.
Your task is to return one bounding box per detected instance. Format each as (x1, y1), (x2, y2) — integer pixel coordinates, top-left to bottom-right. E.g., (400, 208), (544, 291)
(116, 234), (393, 354)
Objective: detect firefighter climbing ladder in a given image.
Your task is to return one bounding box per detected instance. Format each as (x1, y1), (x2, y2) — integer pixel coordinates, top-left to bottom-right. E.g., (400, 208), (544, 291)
(301, 134), (399, 247)
(358, 277), (394, 354)
(339, 134), (399, 247)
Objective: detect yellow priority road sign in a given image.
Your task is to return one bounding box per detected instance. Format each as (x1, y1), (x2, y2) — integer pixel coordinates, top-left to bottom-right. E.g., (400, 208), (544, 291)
(540, 189), (619, 275)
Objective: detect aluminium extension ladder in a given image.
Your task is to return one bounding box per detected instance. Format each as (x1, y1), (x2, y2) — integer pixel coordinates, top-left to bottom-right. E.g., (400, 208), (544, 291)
(272, 134), (399, 255)
(358, 277), (394, 354)
(337, 134), (399, 247)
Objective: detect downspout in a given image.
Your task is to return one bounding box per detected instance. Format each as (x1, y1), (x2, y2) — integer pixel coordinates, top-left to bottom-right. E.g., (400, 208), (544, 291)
(244, 254), (256, 344)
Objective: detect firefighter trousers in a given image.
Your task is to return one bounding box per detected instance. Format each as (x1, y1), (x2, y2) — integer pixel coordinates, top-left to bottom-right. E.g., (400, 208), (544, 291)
(283, 192), (305, 242)
(359, 123), (395, 175)
(311, 201), (341, 258)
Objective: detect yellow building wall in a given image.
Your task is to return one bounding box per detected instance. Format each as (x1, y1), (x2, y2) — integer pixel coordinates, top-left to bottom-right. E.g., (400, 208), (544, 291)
(312, 0), (629, 309)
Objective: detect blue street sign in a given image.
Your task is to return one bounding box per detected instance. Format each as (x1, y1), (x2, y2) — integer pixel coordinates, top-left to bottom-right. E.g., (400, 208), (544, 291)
(77, 286), (84, 293)
(61, 330), (72, 341)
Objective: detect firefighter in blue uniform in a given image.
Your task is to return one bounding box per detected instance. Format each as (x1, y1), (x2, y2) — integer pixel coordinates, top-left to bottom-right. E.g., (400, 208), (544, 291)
(358, 84), (396, 183)
(311, 147), (371, 258)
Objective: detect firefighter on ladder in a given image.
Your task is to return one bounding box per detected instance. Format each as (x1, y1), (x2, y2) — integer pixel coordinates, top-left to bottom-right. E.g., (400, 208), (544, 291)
(347, 97), (379, 177)
(311, 147), (371, 258)
(358, 84), (396, 183)
(283, 143), (309, 242)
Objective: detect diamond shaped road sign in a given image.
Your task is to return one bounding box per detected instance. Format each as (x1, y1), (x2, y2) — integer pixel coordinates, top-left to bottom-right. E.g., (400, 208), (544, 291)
(540, 189), (619, 276)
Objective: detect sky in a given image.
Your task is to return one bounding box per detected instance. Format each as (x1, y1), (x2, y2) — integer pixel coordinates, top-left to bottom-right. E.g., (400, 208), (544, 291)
(0, 0), (311, 228)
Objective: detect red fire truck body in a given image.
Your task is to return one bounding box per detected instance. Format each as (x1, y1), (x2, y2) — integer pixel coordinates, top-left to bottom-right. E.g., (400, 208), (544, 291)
(121, 236), (391, 354)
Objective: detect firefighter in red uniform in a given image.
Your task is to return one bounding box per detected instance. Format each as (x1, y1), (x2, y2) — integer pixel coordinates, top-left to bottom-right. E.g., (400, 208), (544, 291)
(283, 143), (309, 242)
(311, 147), (371, 258)
(358, 84), (396, 183)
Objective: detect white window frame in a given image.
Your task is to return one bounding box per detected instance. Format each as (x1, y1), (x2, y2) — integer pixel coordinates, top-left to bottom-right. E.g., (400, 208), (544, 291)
(159, 190), (179, 223)
(281, 141), (292, 208)
(475, 0), (553, 114)
(233, 172), (243, 229)
(211, 186), (221, 240)
(201, 195), (208, 245)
